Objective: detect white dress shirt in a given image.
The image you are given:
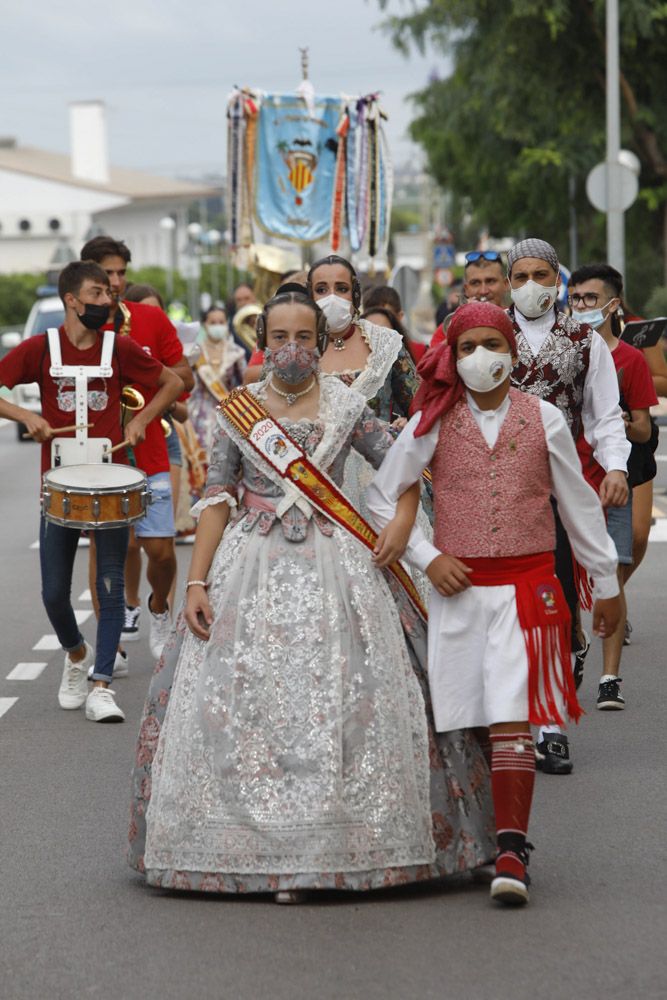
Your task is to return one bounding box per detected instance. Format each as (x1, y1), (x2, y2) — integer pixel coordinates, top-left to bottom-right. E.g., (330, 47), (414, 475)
(367, 392), (620, 600)
(514, 307), (630, 474)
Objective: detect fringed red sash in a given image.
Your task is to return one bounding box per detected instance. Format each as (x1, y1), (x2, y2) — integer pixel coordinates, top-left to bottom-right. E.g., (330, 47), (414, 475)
(572, 558), (594, 611)
(465, 552), (583, 727)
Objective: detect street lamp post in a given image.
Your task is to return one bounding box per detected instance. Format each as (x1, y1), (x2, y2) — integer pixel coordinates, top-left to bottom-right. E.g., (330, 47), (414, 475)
(206, 229), (222, 304)
(606, 0), (623, 275)
(159, 215), (177, 302)
(186, 222), (203, 319)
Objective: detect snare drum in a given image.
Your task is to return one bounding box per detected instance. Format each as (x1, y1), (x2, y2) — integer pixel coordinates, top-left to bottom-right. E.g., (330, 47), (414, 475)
(42, 464), (150, 530)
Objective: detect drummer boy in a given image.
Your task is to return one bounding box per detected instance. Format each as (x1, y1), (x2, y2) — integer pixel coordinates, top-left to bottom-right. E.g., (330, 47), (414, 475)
(0, 261), (182, 723)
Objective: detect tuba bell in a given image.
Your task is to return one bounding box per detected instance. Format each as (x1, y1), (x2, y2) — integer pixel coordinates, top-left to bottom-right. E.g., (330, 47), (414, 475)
(120, 386), (171, 438)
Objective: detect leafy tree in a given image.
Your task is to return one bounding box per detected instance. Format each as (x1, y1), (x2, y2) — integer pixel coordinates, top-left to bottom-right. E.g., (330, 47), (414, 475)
(377, 0), (667, 308)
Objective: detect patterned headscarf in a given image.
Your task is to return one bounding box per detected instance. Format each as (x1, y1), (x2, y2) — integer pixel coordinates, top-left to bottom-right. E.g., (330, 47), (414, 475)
(507, 238), (559, 275)
(411, 302), (516, 437)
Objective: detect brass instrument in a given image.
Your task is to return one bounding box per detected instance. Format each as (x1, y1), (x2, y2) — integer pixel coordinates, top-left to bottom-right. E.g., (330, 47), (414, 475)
(120, 386), (172, 438)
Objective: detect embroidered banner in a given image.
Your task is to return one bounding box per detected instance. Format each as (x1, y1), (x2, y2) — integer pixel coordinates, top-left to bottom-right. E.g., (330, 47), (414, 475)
(254, 94), (343, 243)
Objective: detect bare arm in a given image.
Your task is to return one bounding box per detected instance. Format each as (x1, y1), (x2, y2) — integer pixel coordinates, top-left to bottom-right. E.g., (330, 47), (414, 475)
(171, 356), (194, 392)
(0, 392), (53, 441)
(184, 502), (230, 639)
(372, 482), (420, 567)
(623, 406), (651, 444)
(124, 368), (183, 446)
(642, 342), (667, 397)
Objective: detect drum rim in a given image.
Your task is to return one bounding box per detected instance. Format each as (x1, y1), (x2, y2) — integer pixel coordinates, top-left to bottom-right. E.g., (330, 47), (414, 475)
(43, 463), (147, 489)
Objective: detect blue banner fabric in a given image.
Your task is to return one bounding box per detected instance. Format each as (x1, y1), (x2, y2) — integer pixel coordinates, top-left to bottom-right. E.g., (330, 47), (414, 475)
(255, 94), (342, 243)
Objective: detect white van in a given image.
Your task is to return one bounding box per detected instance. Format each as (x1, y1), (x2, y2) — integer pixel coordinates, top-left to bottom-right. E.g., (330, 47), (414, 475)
(1, 296), (65, 440)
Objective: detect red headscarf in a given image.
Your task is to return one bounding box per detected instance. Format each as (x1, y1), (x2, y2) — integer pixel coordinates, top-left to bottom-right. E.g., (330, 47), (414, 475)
(410, 302), (517, 437)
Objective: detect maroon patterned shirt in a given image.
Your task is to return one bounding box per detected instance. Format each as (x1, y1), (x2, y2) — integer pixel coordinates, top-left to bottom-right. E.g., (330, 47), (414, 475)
(509, 307), (592, 440)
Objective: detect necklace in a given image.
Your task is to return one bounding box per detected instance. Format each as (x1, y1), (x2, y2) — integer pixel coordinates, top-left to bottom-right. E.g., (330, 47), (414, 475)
(269, 375), (317, 406)
(332, 324), (356, 351)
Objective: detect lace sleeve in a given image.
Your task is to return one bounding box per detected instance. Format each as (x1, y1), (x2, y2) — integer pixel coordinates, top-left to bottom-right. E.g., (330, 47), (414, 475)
(351, 406), (395, 471)
(191, 416), (242, 518)
(390, 345), (420, 418)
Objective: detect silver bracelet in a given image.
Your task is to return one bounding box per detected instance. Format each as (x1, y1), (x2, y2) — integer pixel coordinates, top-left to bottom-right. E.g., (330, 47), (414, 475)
(186, 579), (208, 590)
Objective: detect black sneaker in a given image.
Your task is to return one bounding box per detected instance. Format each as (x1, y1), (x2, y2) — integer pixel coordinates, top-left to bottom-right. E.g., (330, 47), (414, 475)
(490, 841), (534, 907)
(121, 604), (141, 642)
(597, 677), (625, 710)
(623, 620), (632, 646)
(535, 733), (573, 775)
(573, 631), (591, 690)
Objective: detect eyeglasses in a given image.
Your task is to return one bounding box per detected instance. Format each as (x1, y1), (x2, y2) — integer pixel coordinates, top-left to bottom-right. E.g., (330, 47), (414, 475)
(568, 292), (603, 308)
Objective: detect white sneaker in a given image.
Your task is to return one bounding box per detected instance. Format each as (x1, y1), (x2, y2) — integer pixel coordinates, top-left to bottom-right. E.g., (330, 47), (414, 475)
(113, 649), (129, 678)
(85, 686), (125, 723)
(147, 593), (171, 659)
(58, 641), (94, 709)
(87, 650), (129, 681)
(121, 604), (141, 642)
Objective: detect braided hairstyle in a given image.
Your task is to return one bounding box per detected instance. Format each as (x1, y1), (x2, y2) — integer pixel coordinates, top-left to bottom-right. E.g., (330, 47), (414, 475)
(256, 288), (329, 354)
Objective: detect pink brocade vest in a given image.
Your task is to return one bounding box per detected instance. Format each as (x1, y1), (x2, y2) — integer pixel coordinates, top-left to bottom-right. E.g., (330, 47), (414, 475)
(431, 390), (555, 558)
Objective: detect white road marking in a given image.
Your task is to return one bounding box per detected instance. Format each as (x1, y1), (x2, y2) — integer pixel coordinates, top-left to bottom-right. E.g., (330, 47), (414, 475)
(33, 635), (61, 651)
(655, 455), (667, 462)
(30, 540), (39, 549)
(74, 609), (93, 625)
(78, 589), (92, 602)
(0, 697), (19, 718)
(6, 662), (47, 681)
(649, 520), (667, 542)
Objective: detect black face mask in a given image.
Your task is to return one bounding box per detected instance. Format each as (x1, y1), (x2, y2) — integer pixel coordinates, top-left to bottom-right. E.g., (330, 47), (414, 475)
(76, 300), (110, 330)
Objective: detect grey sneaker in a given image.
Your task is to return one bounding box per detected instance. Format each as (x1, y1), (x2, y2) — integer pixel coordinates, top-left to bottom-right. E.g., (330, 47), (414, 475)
(58, 642), (94, 709)
(147, 593), (171, 659)
(85, 686), (125, 723)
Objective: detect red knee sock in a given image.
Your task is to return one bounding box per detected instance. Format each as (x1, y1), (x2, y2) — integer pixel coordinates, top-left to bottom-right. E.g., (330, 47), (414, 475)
(490, 731), (535, 877)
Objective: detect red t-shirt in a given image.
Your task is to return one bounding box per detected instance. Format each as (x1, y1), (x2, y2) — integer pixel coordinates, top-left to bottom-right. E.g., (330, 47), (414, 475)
(577, 338), (659, 490)
(107, 301), (184, 476)
(0, 327), (163, 475)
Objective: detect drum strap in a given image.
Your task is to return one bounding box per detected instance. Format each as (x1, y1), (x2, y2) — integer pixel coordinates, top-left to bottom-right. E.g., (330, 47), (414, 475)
(47, 328), (115, 447)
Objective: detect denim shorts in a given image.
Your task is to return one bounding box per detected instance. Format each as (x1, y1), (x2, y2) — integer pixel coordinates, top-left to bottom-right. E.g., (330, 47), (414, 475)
(166, 426), (182, 467)
(135, 472), (175, 538)
(606, 493), (633, 565)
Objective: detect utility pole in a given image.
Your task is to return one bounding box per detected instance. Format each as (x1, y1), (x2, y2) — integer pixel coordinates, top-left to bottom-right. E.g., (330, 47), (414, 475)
(606, 0), (624, 275)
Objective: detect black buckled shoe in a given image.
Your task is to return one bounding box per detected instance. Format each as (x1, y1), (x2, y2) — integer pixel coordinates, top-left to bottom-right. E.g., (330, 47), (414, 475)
(573, 631), (591, 690)
(535, 733), (573, 775)
(597, 676), (625, 710)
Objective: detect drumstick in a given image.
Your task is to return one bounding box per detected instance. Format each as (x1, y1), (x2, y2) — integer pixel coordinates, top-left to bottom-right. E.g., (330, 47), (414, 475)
(104, 440), (130, 455)
(22, 422), (93, 439)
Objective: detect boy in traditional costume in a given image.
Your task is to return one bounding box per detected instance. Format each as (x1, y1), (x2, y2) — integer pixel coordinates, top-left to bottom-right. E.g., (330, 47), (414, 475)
(367, 302), (622, 905)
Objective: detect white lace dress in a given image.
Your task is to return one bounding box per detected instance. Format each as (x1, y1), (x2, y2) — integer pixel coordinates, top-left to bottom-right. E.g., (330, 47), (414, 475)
(128, 378), (494, 893)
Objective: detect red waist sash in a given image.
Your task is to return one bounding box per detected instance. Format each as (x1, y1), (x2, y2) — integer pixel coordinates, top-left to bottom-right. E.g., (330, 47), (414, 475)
(460, 551), (582, 727)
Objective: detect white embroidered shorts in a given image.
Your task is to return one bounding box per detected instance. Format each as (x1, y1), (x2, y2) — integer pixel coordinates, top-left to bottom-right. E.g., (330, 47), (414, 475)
(427, 583), (566, 730)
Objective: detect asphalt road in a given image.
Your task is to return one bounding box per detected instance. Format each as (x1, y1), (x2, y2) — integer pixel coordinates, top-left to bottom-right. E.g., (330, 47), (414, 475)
(0, 424), (665, 1000)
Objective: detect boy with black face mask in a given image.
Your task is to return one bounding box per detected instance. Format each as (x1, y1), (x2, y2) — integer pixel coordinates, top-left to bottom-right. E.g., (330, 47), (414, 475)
(0, 261), (182, 723)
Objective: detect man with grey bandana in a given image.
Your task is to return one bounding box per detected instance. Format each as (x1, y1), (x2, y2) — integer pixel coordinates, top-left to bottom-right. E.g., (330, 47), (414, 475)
(507, 238), (630, 773)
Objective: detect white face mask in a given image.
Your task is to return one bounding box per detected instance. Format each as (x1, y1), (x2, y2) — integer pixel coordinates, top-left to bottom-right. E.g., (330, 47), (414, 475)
(206, 323), (228, 341)
(572, 299), (616, 330)
(510, 279), (558, 319)
(317, 293), (353, 334)
(456, 346), (513, 393)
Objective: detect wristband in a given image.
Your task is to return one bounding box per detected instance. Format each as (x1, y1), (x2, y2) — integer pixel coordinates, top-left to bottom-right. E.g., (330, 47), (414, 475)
(186, 580), (208, 590)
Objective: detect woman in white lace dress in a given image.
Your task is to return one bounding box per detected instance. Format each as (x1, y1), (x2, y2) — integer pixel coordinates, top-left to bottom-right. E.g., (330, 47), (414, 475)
(128, 291), (494, 901)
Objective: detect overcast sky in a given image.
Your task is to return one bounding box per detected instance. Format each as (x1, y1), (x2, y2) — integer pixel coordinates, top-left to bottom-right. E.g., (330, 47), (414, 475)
(2, 0), (444, 178)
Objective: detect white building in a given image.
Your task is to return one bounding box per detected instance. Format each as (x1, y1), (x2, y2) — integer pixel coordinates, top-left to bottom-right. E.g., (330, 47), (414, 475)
(0, 102), (217, 275)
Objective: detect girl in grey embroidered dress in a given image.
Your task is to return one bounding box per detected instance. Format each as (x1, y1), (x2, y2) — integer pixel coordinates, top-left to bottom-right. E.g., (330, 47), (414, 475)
(129, 293), (493, 897)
